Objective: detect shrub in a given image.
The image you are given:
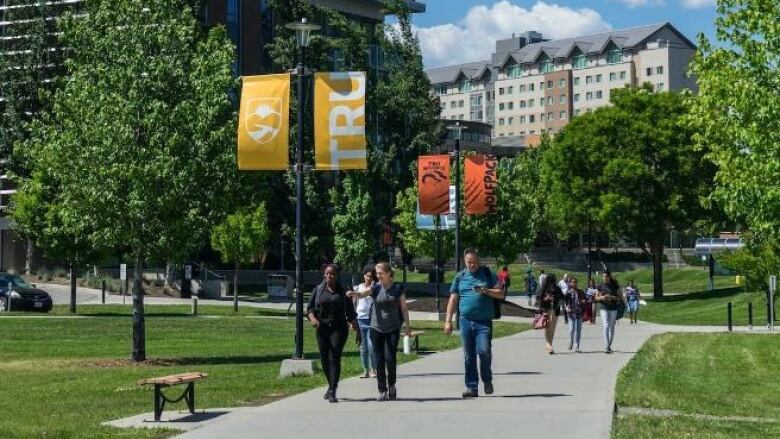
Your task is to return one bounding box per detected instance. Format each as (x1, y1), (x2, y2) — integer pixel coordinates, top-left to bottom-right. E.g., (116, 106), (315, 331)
(720, 244), (780, 291)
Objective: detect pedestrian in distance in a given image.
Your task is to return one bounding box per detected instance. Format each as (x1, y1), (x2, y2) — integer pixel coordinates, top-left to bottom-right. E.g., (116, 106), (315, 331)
(537, 273), (564, 354)
(624, 279), (641, 324)
(525, 267), (538, 306)
(565, 277), (586, 352)
(595, 271), (623, 354)
(584, 278), (598, 324)
(444, 248), (505, 398)
(498, 266), (511, 296)
(559, 273), (570, 324)
(307, 264), (358, 403)
(347, 266), (377, 378)
(370, 262), (411, 401)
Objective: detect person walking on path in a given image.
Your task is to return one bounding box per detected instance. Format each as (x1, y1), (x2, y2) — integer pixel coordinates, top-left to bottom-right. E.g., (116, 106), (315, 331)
(444, 248), (504, 398)
(624, 280), (641, 324)
(564, 277), (586, 352)
(498, 266), (511, 297)
(370, 262), (411, 402)
(559, 274), (570, 324)
(595, 271), (623, 354)
(584, 278), (598, 324)
(307, 264), (358, 403)
(347, 266), (377, 378)
(525, 268), (537, 306)
(537, 273), (564, 354)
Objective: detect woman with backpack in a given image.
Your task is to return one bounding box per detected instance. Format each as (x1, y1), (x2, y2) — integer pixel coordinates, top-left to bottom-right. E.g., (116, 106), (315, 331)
(565, 276), (586, 352)
(536, 273), (564, 354)
(347, 266), (377, 378)
(370, 262), (411, 401)
(595, 271), (623, 354)
(306, 264), (358, 403)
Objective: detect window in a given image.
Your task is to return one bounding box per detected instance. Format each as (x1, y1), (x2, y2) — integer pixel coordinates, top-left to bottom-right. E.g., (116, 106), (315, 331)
(559, 94), (566, 103)
(508, 132), (514, 136)
(596, 74), (602, 83)
(547, 96), (553, 105)
(559, 79), (566, 88)
(508, 102), (514, 110)
(529, 129), (536, 134)
(547, 80), (553, 88)
(451, 115), (457, 119)
(547, 112), (553, 120)
(574, 77), (580, 85)
(539, 98), (545, 106)
(520, 131), (526, 135)
(508, 117), (514, 125)
(529, 83), (535, 92)
(540, 56), (554, 73)
(560, 111), (567, 119)
(540, 113), (546, 122)
(656, 83), (664, 91)
(520, 100), (526, 108)
(499, 103), (505, 111)
(540, 81), (545, 90)
(434, 85), (448, 95)
(459, 100), (464, 108)
(519, 84), (526, 93)
(620, 71), (626, 80)
(586, 91), (593, 100)
(574, 93), (580, 102)
(609, 72), (616, 81)
(573, 54), (587, 69)
(529, 99), (535, 108)
(596, 90), (603, 99)
(586, 76), (593, 84)
(459, 114), (464, 119)
(498, 118), (505, 126)
(607, 48), (621, 64)
(529, 115), (535, 123)
(508, 65), (521, 78)
(520, 115), (526, 123)
(508, 86), (514, 94)
(499, 87), (505, 95)
(450, 101), (456, 108)
(459, 79), (472, 93)
(656, 66), (664, 75)
(646, 67), (653, 76)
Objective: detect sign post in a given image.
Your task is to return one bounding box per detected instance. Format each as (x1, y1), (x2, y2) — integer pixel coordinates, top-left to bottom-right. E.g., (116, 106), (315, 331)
(770, 275), (777, 332)
(120, 263), (127, 305)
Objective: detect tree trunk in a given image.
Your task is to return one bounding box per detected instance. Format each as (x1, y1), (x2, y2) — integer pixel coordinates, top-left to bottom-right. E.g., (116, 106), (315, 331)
(233, 259), (239, 312)
(25, 240), (33, 276)
(132, 254), (146, 362)
(69, 262), (77, 314)
(650, 239), (664, 300)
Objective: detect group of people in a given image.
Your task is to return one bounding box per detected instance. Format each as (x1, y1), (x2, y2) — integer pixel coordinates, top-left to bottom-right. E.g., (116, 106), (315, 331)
(306, 249), (642, 403)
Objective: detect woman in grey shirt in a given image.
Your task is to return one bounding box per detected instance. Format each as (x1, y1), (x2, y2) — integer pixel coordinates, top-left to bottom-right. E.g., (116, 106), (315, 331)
(370, 262), (411, 401)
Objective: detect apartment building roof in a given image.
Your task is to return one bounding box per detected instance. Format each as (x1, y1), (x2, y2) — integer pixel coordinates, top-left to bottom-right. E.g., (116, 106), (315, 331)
(427, 22), (696, 85)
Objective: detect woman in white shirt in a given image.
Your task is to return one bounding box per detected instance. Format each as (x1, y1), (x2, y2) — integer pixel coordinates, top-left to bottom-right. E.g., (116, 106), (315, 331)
(348, 266), (377, 378)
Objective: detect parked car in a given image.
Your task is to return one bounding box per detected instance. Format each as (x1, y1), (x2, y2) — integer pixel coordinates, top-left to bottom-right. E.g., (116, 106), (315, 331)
(0, 273), (52, 313)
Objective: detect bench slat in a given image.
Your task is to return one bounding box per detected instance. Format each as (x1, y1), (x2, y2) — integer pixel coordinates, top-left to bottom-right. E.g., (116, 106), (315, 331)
(137, 372), (208, 386)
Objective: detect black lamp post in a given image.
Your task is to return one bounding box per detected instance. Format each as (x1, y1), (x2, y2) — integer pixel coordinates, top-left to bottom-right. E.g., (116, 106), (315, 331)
(285, 17), (319, 360)
(446, 122), (467, 273)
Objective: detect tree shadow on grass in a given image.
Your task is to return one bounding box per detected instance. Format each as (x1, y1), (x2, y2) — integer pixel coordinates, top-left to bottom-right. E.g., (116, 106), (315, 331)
(651, 287), (744, 303)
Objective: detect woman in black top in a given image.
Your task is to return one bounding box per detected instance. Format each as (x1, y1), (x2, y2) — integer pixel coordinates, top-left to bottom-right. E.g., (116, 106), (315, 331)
(307, 264), (358, 403)
(595, 271), (622, 354)
(536, 273), (564, 354)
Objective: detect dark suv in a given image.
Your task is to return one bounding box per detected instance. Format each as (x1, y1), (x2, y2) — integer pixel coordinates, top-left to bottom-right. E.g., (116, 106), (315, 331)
(0, 274), (52, 313)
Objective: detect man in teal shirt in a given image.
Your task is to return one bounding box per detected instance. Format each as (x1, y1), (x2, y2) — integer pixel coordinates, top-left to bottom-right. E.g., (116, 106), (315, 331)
(444, 248), (504, 397)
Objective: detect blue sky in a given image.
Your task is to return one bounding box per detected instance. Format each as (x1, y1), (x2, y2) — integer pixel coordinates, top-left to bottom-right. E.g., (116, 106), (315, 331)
(407, 0), (718, 68)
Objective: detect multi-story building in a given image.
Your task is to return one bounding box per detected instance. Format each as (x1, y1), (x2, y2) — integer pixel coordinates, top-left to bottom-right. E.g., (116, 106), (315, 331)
(427, 23), (697, 146)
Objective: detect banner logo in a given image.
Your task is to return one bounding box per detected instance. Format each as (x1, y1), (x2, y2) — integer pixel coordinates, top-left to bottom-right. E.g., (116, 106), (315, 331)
(418, 155), (451, 215)
(238, 74), (290, 170)
(245, 98), (283, 145)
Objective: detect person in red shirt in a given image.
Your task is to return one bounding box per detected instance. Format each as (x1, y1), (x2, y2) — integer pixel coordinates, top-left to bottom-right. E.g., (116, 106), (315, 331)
(497, 266), (511, 296)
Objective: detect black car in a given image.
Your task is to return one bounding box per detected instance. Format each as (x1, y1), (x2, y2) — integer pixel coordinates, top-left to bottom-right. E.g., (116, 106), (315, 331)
(0, 274), (52, 313)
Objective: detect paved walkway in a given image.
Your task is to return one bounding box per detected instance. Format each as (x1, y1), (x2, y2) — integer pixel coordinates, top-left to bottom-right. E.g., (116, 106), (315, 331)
(173, 320), (669, 439)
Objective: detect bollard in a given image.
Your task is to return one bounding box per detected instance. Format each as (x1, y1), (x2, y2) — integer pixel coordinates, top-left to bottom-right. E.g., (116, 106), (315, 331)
(192, 296), (198, 316)
(727, 302), (732, 332)
(101, 280), (106, 304)
(748, 302), (753, 331)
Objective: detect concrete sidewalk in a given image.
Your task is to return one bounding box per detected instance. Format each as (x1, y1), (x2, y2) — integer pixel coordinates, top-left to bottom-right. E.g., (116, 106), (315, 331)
(172, 320), (666, 439)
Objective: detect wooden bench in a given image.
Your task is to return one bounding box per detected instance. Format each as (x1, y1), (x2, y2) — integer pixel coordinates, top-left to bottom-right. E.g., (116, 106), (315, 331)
(137, 372), (208, 421)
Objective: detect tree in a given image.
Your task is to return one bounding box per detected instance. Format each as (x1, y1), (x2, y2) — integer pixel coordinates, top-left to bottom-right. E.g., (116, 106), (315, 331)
(688, 0), (780, 276)
(394, 185), (454, 261)
(330, 173), (373, 276)
(211, 204), (270, 311)
(15, 0), (237, 361)
(542, 86), (713, 299)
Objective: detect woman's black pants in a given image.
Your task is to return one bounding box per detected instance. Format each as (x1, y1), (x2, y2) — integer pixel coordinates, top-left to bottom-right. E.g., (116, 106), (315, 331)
(370, 328), (400, 393)
(316, 323), (348, 393)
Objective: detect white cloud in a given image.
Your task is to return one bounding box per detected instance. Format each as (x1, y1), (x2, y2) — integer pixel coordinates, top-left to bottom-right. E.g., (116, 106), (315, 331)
(681, 0), (716, 8)
(417, 1), (612, 68)
(614, 0), (665, 7)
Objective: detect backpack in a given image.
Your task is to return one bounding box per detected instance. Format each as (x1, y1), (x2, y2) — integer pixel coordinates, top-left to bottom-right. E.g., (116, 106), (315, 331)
(456, 267), (504, 320)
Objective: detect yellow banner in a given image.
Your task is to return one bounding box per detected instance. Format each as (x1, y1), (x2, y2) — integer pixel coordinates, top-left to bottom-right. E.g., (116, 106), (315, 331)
(314, 72), (367, 170)
(237, 74), (290, 170)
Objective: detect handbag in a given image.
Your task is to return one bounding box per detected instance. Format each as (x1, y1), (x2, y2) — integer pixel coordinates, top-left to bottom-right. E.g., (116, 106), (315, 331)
(533, 312), (549, 330)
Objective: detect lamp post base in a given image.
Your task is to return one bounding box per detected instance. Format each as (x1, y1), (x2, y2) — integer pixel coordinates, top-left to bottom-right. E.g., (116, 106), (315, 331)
(279, 359), (314, 378)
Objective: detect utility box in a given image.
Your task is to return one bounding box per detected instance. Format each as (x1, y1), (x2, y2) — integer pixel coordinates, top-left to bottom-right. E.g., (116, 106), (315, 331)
(268, 274), (293, 301)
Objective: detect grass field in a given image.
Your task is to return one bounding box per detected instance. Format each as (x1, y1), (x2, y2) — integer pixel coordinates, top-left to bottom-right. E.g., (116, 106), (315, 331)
(637, 288), (771, 326)
(612, 333), (780, 438)
(0, 306), (529, 438)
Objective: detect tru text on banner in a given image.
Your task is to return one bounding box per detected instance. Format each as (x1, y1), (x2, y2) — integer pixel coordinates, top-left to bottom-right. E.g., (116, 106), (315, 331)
(237, 74), (290, 170)
(418, 155), (451, 215)
(314, 72), (367, 170)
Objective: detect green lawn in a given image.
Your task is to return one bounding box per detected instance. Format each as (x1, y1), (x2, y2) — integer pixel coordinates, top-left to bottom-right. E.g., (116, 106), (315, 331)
(38, 304), (289, 317)
(612, 332), (780, 438)
(0, 308), (529, 438)
(638, 288), (769, 326)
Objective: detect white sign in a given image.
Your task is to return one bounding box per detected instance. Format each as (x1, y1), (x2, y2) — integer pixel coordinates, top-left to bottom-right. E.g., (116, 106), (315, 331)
(120, 263), (127, 281)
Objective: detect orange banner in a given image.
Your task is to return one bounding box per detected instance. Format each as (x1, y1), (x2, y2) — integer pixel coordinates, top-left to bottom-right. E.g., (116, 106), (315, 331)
(465, 155), (498, 215)
(418, 155), (450, 215)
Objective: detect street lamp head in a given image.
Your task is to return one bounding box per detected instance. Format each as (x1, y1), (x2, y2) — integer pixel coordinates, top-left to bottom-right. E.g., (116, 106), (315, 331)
(446, 121), (468, 140)
(285, 18), (320, 48)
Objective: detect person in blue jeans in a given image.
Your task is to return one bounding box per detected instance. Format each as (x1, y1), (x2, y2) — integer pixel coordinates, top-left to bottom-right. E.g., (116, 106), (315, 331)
(348, 266), (377, 378)
(444, 248), (504, 398)
(565, 277), (586, 352)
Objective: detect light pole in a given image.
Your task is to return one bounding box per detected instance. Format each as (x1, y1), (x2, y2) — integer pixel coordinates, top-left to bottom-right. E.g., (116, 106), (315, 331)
(285, 18), (319, 360)
(446, 122), (468, 273)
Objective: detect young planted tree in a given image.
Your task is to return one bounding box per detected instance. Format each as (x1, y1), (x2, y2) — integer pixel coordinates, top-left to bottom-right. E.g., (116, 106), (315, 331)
(542, 86), (713, 299)
(211, 204), (270, 311)
(16, 0), (237, 361)
(330, 173), (373, 277)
